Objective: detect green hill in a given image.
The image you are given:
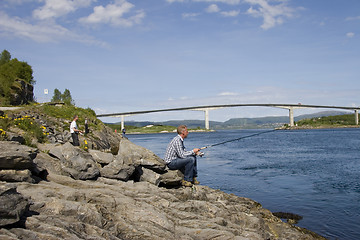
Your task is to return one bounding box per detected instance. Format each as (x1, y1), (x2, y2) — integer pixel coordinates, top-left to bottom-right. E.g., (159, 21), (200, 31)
(293, 113), (359, 128)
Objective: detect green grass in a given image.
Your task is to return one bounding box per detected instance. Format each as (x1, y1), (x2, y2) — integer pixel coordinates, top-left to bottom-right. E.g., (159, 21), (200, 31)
(41, 104), (96, 120)
(106, 124), (177, 134)
(39, 104), (103, 131)
(105, 123), (209, 134)
(0, 104), (104, 146)
(295, 114), (359, 127)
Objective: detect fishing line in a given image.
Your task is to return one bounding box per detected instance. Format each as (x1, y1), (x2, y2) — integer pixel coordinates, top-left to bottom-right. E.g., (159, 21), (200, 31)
(199, 129), (278, 150)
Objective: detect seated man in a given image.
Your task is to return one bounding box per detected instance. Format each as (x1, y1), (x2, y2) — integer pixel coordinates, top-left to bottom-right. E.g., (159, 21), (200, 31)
(164, 125), (201, 187)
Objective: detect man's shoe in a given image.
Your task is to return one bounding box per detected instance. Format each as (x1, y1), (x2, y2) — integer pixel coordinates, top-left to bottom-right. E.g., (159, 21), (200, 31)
(181, 180), (193, 187)
(193, 178), (200, 185)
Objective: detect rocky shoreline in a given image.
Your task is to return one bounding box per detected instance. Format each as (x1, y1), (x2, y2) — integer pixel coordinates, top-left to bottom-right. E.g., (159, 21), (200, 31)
(0, 108), (327, 239)
(0, 139), (328, 240)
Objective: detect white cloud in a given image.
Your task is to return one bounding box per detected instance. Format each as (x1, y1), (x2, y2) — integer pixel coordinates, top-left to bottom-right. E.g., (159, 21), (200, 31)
(33, 0), (93, 20)
(166, 0), (187, 3)
(346, 32), (355, 38)
(0, 0), (144, 46)
(206, 4), (220, 13)
(345, 16), (360, 21)
(194, 0), (241, 5)
(0, 11), (107, 46)
(220, 10), (240, 17)
(182, 12), (201, 19)
(245, 0), (295, 29)
(79, 0), (145, 27)
(4, 0), (28, 5)
(169, 0), (297, 29)
(218, 92), (238, 96)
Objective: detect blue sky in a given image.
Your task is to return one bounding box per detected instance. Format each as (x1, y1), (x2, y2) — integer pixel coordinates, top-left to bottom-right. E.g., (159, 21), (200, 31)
(1, 0), (359, 122)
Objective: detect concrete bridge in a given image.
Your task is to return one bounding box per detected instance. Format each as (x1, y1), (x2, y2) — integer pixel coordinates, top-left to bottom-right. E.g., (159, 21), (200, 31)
(96, 103), (360, 130)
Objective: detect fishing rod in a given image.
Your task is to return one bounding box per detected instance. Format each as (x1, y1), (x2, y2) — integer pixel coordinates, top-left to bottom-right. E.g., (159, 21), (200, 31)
(199, 129), (279, 151)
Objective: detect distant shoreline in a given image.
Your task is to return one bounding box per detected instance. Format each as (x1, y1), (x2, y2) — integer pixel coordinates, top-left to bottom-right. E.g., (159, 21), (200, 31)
(281, 125), (360, 130)
(125, 125), (360, 134)
(126, 129), (215, 135)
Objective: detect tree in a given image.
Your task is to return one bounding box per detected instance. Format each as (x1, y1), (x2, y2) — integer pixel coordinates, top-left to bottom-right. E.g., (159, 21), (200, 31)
(51, 88), (62, 102)
(51, 88), (74, 105)
(0, 51), (35, 85)
(0, 50), (11, 65)
(0, 49), (35, 105)
(62, 89), (74, 105)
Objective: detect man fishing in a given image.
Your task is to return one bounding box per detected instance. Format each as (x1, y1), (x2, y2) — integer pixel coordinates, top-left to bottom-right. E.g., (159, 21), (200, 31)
(164, 125), (201, 187)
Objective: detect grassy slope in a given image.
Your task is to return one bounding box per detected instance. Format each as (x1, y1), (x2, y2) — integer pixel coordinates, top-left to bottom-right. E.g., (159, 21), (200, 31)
(292, 114), (359, 129)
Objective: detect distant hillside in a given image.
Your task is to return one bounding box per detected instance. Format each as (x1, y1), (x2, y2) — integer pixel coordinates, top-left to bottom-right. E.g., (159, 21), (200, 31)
(107, 111), (348, 130)
(294, 111), (348, 121)
(293, 112), (358, 129)
(222, 116), (288, 129)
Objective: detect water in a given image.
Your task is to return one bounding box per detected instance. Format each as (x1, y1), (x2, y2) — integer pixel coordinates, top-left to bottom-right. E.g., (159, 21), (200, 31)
(128, 128), (360, 240)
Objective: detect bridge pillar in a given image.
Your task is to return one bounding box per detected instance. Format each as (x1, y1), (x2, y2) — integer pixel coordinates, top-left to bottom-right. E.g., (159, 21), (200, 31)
(121, 115), (125, 130)
(355, 110), (359, 125)
(289, 107), (294, 127)
(204, 109), (210, 130)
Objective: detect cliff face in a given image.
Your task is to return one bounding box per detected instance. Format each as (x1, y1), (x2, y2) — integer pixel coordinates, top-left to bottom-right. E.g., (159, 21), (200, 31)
(0, 139), (326, 240)
(8, 79), (34, 105)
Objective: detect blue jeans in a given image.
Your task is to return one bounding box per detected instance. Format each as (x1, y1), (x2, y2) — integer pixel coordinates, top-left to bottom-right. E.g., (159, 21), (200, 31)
(167, 155), (197, 182)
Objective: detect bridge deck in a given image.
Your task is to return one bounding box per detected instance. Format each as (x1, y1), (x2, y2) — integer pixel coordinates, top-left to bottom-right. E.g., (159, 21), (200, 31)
(96, 104), (360, 129)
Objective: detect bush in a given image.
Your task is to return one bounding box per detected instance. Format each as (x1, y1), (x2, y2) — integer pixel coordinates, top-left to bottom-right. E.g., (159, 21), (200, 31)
(40, 104), (101, 132)
(13, 115), (47, 143)
(0, 113), (47, 145)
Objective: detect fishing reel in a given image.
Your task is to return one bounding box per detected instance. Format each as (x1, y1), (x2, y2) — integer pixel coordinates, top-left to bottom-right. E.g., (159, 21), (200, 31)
(197, 152), (205, 157)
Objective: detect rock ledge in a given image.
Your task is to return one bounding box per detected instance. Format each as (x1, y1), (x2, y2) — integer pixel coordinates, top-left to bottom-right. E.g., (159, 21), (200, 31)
(0, 140), (326, 240)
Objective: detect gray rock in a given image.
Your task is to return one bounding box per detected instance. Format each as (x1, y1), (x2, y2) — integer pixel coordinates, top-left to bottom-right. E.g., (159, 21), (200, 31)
(117, 138), (166, 172)
(0, 184), (29, 227)
(9, 79), (33, 105)
(38, 142), (100, 180)
(88, 149), (114, 165)
(139, 167), (161, 186)
(0, 169), (35, 183)
(6, 132), (25, 144)
(100, 159), (135, 181)
(33, 151), (63, 177)
(85, 126), (121, 153)
(159, 169), (184, 186)
(0, 141), (37, 170)
(0, 138), (325, 240)
(4, 174), (325, 240)
(59, 142), (100, 180)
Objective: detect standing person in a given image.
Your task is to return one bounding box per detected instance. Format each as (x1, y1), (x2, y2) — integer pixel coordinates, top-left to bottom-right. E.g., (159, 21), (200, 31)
(70, 115), (82, 146)
(84, 118), (89, 135)
(164, 125), (201, 187)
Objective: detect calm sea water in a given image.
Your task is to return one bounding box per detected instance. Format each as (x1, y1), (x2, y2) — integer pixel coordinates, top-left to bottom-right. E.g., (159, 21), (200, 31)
(128, 128), (360, 240)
